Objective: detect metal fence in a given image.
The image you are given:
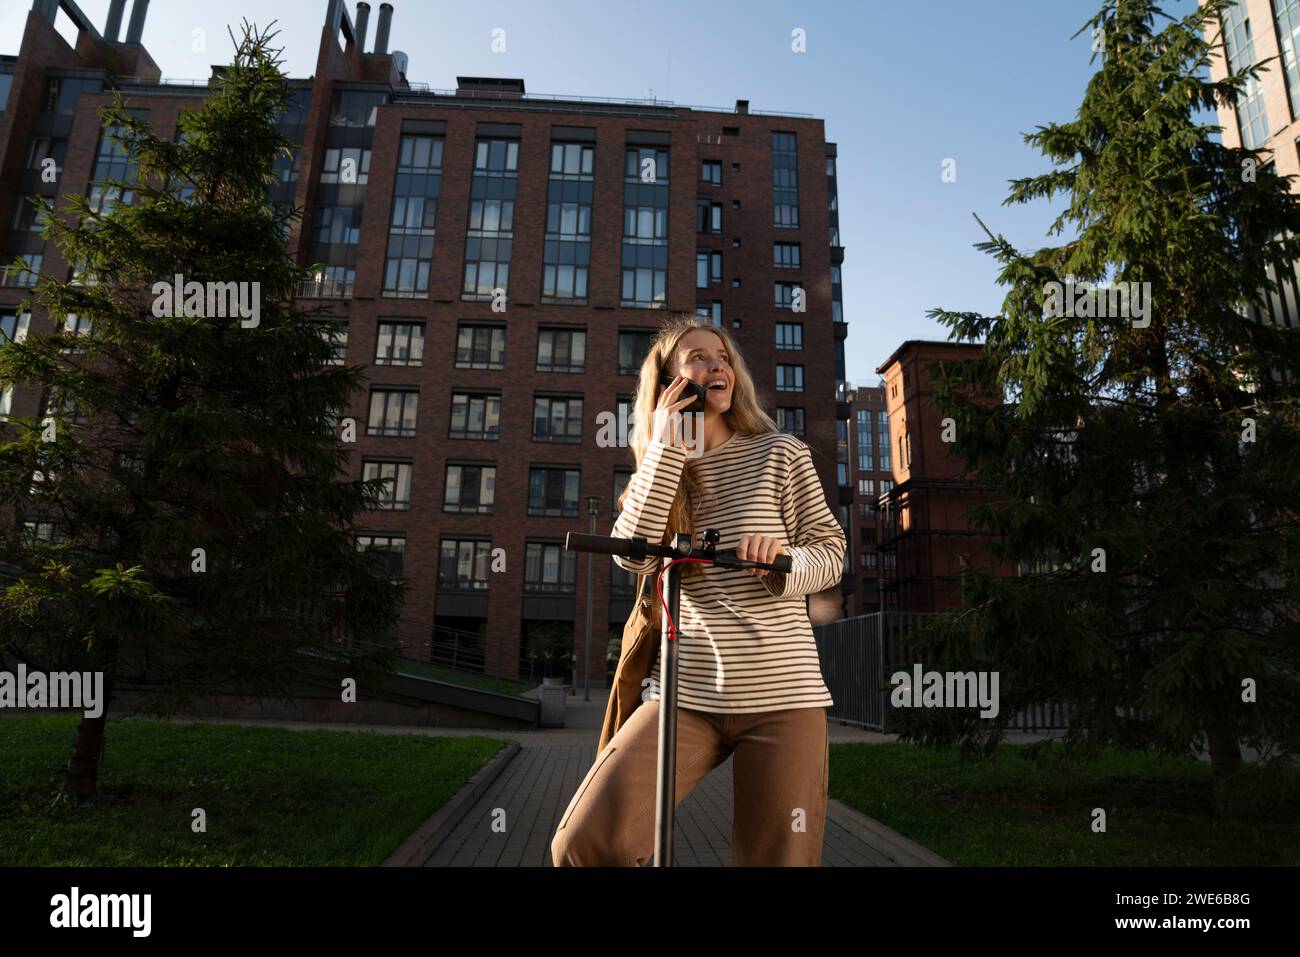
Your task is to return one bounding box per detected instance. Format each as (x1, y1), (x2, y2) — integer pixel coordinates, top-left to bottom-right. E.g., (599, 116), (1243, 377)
(814, 612), (1073, 733)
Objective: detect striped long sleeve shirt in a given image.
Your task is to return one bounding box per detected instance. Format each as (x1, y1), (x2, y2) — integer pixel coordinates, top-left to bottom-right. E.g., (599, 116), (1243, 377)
(611, 428), (846, 714)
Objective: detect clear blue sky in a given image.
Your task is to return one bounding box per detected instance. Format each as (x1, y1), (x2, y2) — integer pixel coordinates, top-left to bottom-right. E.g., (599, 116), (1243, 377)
(4, 0), (1208, 385)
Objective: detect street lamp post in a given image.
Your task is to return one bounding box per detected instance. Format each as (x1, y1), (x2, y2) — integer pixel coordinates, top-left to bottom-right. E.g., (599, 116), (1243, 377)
(583, 496), (599, 702)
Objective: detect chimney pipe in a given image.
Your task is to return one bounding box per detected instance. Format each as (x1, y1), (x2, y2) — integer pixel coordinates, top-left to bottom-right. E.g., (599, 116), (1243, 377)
(125, 0), (149, 43)
(354, 3), (370, 52)
(105, 0), (127, 42)
(374, 3), (392, 55)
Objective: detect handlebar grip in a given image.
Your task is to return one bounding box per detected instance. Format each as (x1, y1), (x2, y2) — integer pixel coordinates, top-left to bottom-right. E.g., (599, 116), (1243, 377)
(772, 553), (793, 574)
(565, 532), (627, 557)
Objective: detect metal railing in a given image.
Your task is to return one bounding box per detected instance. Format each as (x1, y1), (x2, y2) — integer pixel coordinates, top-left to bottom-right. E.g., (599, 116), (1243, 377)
(814, 612), (1075, 733)
(296, 277), (353, 299)
(397, 84), (815, 118)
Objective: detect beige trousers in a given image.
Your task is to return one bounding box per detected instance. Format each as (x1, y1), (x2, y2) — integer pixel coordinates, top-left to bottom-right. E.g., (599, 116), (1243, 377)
(551, 700), (829, 867)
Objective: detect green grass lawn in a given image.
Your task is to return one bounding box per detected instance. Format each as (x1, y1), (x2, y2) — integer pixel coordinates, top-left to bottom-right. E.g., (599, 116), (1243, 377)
(829, 741), (1300, 866)
(394, 659), (537, 697)
(0, 714), (509, 866)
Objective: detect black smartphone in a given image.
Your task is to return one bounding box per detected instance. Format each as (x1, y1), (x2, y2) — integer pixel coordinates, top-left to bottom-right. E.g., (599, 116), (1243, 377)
(659, 371), (707, 413)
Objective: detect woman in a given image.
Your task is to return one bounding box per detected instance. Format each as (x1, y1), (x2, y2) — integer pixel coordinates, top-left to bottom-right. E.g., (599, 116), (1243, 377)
(550, 314), (847, 867)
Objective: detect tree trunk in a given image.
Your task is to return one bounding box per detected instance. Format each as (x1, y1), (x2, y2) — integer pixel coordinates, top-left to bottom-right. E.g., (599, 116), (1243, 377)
(62, 638), (120, 799)
(1207, 722), (1243, 816)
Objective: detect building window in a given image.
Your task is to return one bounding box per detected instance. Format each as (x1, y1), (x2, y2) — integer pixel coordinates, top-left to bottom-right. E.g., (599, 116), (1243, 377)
(537, 328), (586, 373)
(616, 397), (635, 440)
(774, 242), (801, 269)
(695, 301), (723, 326)
(88, 124), (138, 215)
(444, 463), (496, 514)
(42, 386), (87, 426)
(613, 468), (634, 513)
(312, 205), (360, 245)
(881, 479), (894, 496)
(12, 193), (49, 238)
(775, 322), (803, 350)
(533, 395), (583, 442)
(319, 147), (371, 184)
(1223, 2), (1270, 149)
(621, 146), (669, 308)
(375, 321), (425, 366)
(449, 392), (501, 440)
(862, 553), (878, 571)
(877, 410), (891, 470)
(328, 89), (384, 127)
(24, 518), (67, 544)
(777, 407), (806, 435)
(362, 460), (413, 510)
(696, 198), (722, 233)
(857, 409), (874, 470)
(696, 250), (722, 288)
(59, 314), (93, 354)
(776, 364), (804, 392)
(700, 159), (722, 185)
(772, 131), (799, 228)
(543, 142), (594, 303)
(774, 282), (805, 311)
(302, 264), (354, 299)
(610, 559), (637, 598)
(528, 466), (580, 517)
(1276, 0), (1300, 120)
(463, 138), (519, 300)
(456, 324), (505, 369)
(438, 538), (491, 590)
(384, 134), (442, 297)
(524, 542), (578, 594)
(357, 533), (406, 578)
(859, 478), (875, 496)
(618, 329), (656, 375)
(1, 312), (31, 344)
(1, 253), (41, 288)
(367, 389), (418, 437)
(43, 76), (103, 115)
(316, 319), (347, 364)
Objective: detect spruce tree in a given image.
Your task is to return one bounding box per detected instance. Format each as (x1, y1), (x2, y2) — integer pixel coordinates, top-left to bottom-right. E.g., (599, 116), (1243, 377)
(912, 0), (1300, 813)
(0, 23), (405, 799)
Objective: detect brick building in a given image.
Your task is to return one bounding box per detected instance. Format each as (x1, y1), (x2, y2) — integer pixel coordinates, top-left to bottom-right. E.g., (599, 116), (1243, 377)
(0, 0), (852, 686)
(1204, 0), (1300, 329)
(836, 379), (892, 617)
(871, 341), (1010, 613)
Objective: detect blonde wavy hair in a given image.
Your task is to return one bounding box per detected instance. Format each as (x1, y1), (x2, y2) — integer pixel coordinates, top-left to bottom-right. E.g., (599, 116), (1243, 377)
(618, 313), (778, 583)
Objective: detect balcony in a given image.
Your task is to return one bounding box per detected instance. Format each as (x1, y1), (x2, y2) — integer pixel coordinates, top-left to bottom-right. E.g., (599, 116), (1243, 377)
(835, 379), (852, 419)
(297, 277), (353, 299)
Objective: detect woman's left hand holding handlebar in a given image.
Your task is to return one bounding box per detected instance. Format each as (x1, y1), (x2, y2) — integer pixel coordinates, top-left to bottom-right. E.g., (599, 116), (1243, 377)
(736, 533), (785, 578)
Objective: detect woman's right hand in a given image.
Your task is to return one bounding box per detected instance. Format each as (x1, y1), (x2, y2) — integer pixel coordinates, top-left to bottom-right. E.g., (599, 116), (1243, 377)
(652, 375), (699, 450)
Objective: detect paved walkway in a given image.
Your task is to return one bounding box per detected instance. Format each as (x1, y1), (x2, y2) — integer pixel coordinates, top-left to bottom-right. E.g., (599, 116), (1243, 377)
(144, 687), (1079, 866)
